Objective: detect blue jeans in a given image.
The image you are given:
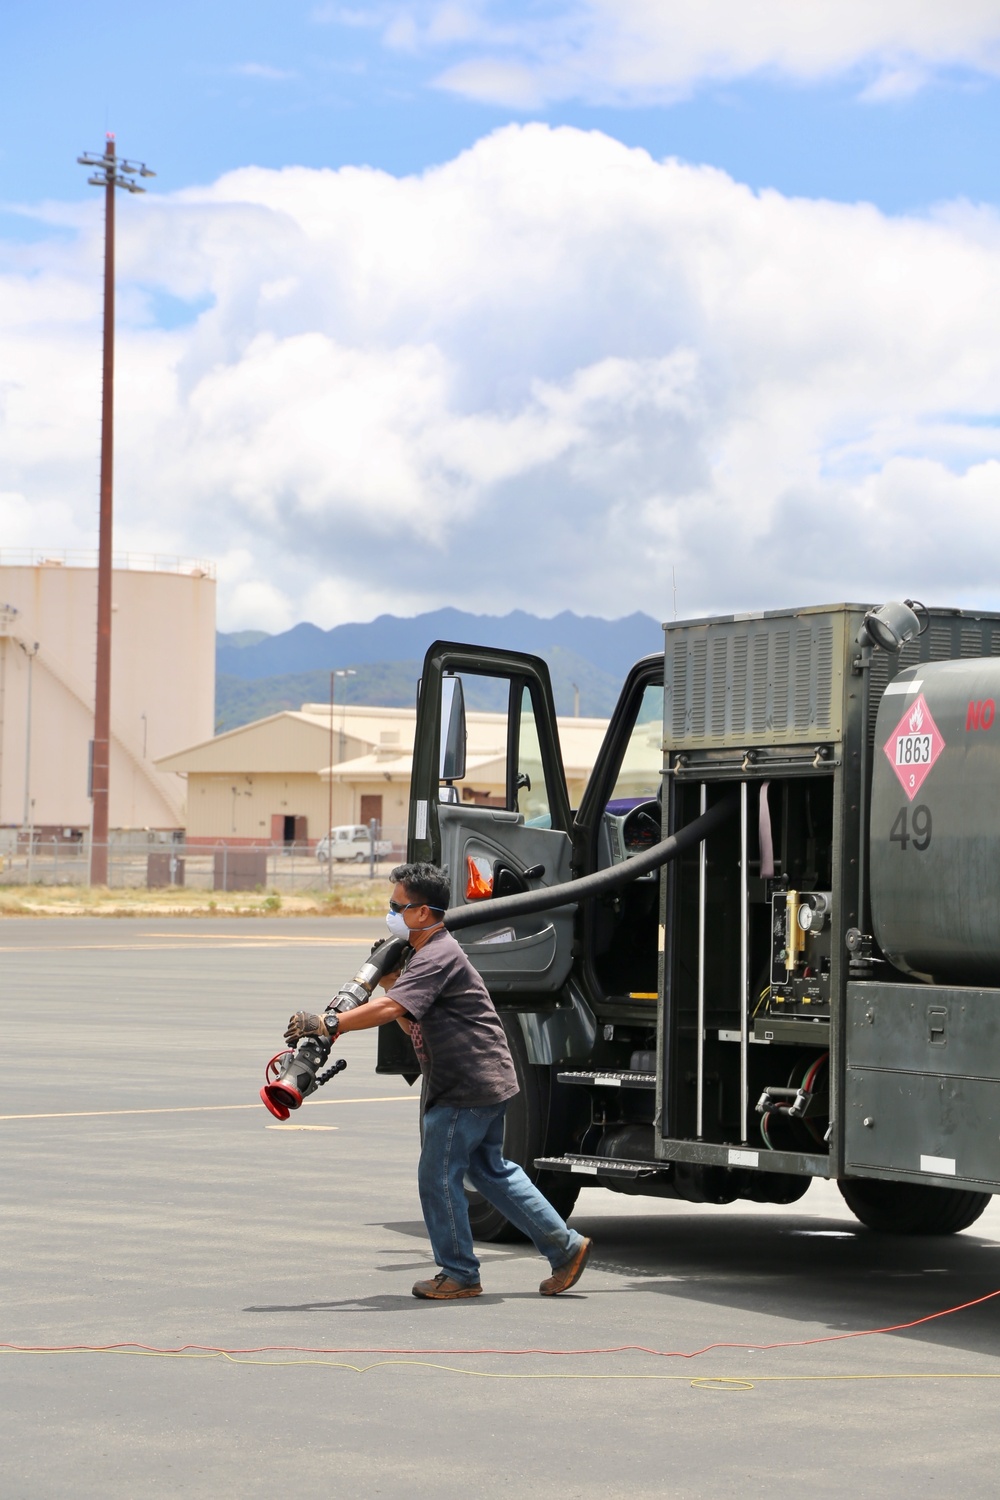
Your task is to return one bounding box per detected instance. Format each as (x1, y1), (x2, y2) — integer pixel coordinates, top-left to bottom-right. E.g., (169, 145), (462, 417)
(418, 1102), (584, 1285)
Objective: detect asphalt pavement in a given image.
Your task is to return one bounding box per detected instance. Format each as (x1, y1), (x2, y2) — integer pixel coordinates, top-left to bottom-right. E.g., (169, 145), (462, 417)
(2, 917), (1000, 1498)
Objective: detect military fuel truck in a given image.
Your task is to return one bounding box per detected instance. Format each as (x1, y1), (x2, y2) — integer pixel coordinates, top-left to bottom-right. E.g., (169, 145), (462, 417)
(377, 601), (1000, 1239)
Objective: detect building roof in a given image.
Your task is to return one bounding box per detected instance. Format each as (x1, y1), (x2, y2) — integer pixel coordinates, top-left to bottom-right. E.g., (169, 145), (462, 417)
(155, 710), (369, 775)
(157, 701), (611, 785)
(322, 715), (609, 783)
(324, 749), (507, 783)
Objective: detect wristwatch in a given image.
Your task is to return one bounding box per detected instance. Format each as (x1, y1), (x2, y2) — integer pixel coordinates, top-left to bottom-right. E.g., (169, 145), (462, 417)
(322, 1009), (341, 1040)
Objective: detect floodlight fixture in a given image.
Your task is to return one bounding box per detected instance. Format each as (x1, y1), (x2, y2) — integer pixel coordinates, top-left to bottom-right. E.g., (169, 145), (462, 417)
(858, 599), (929, 654)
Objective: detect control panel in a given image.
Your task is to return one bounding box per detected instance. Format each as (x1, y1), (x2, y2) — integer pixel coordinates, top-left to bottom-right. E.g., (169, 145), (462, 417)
(765, 890), (833, 1020)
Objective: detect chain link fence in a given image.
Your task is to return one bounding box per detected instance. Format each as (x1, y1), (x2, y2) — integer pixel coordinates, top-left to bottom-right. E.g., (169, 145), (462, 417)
(0, 828), (408, 892)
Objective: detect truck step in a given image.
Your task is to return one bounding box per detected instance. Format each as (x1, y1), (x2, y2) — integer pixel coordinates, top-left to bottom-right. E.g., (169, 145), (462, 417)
(556, 1069), (657, 1089)
(535, 1153), (666, 1179)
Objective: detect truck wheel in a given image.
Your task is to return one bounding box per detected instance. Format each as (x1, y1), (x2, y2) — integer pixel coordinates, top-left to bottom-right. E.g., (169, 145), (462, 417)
(838, 1178), (991, 1235)
(466, 1018), (579, 1243)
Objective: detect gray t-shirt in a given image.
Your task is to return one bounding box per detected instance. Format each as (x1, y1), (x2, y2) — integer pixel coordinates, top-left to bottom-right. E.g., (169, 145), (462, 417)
(388, 929), (519, 1109)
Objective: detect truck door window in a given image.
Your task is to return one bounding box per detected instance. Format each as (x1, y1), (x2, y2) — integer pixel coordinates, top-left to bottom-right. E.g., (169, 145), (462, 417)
(607, 684), (664, 806)
(438, 673), (511, 809)
(516, 685), (551, 826)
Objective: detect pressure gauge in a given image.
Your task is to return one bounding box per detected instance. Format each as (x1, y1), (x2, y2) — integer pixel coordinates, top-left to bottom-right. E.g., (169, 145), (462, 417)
(798, 903), (827, 934)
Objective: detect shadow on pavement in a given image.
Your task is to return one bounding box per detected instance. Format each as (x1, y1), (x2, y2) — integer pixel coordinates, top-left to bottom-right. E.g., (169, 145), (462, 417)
(244, 1292), (537, 1312)
(562, 1207), (1000, 1358)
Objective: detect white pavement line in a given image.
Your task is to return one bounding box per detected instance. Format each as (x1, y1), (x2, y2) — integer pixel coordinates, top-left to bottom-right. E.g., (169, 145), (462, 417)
(0, 937), (370, 953)
(152, 932), (377, 944)
(0, 1096), (418, 1122)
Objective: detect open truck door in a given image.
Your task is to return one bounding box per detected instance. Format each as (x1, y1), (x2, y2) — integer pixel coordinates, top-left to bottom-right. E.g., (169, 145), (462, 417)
(407, 640), (576, 995)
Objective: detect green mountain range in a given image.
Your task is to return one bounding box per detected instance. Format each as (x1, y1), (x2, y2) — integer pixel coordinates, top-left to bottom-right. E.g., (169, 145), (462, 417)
(215, 608), (663, 732)
(215, 646), (627, 733)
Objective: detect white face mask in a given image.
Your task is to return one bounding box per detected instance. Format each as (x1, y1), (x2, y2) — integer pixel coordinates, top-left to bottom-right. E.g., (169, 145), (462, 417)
(385, 910), (411, 940)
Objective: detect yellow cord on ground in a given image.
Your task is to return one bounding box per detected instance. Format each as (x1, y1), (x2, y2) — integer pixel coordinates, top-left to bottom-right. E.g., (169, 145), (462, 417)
(3, 1347), (1000, 1389)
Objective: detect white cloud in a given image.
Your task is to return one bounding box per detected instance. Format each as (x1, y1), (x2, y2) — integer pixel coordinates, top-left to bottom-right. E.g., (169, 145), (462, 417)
(356, 1), (1000, 106)
(3, 124), (1000, 631)
(230, 62), (298, 81)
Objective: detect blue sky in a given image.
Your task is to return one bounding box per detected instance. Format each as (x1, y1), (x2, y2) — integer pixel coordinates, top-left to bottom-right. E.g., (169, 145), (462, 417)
(6, 1), (1000, 217)
(5, 3), (1000, 631)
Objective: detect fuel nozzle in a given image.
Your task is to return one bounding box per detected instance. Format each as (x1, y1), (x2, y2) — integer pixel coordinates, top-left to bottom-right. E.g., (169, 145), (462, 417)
(260, 1036), (332, 1121)
(258, 937), (411, 1120)
(325, 936), (411, 1020)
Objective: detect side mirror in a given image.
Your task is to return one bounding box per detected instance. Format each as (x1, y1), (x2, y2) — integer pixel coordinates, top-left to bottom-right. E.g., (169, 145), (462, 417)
(439, 675), (467, 784)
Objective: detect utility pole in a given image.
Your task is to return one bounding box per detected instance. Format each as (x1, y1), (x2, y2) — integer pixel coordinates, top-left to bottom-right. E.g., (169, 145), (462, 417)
(326, 668), (356, 888)
(77, 136), (155, 885)
(19, 641), (39, 833)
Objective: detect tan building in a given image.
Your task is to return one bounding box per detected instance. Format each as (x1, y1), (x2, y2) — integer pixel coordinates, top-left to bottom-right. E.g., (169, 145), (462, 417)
(0, 554), (215, 834)
(155, 706), (396, 846)
(321, 709), (608, 821)
(157, 703), (611, 846)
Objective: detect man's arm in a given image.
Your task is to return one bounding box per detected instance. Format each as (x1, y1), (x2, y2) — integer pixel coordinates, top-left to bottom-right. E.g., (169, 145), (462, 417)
(285, 994), (407, 1045)
(333, 995), (406, 1033)
(379, 970), (412, 1033)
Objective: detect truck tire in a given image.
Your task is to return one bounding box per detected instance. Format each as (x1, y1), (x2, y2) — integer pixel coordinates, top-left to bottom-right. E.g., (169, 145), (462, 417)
(415, 1017), (577, 1242)
(838, 1178), (991, 1235)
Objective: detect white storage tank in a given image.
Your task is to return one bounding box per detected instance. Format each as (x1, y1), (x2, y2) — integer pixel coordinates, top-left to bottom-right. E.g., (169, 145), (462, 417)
(0, 553), (215, 832)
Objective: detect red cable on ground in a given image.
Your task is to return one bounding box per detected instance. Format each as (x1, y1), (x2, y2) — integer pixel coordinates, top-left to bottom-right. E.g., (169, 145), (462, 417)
(3, 1286), (999, 1360)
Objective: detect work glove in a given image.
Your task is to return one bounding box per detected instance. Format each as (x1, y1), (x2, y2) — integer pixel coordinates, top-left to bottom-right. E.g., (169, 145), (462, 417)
(283, 1011), (332, 1045)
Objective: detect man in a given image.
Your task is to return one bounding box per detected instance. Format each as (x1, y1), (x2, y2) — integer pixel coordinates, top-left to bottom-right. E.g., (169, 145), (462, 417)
(285, 861), (591, 1301)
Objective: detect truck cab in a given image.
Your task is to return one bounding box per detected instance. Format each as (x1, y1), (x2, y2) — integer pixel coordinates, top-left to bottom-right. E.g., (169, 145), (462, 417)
(379, 610), (1000, 1240)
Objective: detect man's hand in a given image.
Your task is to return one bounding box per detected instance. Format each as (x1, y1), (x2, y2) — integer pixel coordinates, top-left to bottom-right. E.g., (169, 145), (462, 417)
(283, 1011), (332, 1045)
(379, 970), (402, 992)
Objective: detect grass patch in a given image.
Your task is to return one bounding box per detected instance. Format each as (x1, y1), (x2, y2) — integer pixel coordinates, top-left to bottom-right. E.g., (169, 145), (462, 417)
(0, 881), (389, 918)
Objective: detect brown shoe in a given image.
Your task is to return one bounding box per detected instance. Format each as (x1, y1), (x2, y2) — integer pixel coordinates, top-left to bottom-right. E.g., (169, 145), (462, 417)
(412, 1273), (483, 1300)
(539, 1237), (592, 1296)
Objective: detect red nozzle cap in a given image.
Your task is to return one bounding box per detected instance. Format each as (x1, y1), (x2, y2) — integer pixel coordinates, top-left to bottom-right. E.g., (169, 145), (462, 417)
(260, 1083), (299, 1120)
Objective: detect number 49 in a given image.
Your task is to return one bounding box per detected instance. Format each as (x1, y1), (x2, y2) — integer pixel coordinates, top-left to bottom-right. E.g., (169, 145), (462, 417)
(889, 804), (932, 851)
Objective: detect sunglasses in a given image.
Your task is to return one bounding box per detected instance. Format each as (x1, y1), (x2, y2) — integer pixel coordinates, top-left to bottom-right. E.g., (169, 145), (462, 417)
(388, 899), (445, 914)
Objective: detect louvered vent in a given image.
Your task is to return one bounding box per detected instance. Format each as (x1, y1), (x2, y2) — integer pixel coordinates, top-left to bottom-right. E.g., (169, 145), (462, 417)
(665, 607), (1000, 755)
(751, 636), (768, 732)
(664, 611), (845, 748)
(672, 638), (688, 738)
(691, 639), (707, 738)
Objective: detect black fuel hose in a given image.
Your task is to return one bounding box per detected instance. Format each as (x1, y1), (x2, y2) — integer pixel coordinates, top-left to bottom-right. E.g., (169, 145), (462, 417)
(444, 791), (739, 933)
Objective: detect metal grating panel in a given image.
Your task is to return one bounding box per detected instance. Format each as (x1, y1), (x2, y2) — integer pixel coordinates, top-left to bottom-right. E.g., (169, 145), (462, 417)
(711, 639), (728, 735)
(772, 630), (790, 732)
(732, 636), (748, 729)
(815, 624), (833, 729)
(751, 636), (768, 732)
(929, 623), (952, 657)
(672, 638), (688, 738)
(793, 628), (812, 730)
(664, 606), (1000, 754)
(691, 639), (707, 737)
(664, 610), (847, 749)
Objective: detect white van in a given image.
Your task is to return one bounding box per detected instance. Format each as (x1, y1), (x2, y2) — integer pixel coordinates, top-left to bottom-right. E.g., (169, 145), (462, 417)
(316, 825), (392, 863)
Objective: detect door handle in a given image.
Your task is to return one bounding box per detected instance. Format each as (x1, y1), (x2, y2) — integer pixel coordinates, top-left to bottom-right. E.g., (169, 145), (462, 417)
(492, 861), (546, 898)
